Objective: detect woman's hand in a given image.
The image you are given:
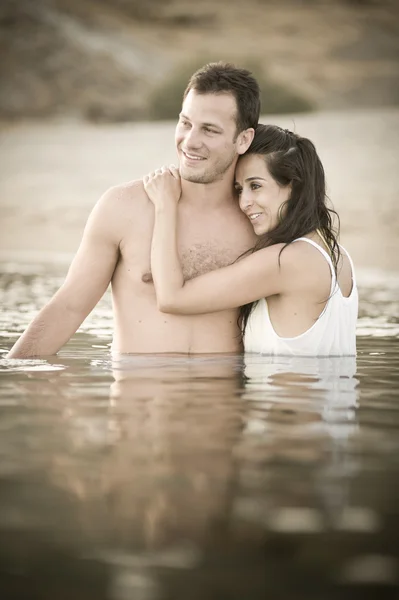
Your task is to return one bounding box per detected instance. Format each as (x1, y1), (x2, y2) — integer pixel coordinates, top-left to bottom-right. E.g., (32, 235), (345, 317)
(143, 165), (181, 209)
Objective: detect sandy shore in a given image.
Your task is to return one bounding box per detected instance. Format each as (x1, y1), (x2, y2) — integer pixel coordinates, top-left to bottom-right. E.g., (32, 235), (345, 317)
(1, 108), (398, 271)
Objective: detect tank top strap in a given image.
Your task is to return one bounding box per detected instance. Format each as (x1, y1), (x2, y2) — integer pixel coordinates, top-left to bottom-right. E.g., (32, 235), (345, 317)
(339, 245), (356, 287)
(292, 237), (336, 294)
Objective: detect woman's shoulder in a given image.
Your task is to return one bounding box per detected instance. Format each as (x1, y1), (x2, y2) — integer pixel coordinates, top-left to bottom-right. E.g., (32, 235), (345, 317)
(245, 237), (336, 282)
(265, 237), (325, 265)
(276, 238), (335, 291)
(253, 238), (324, 268)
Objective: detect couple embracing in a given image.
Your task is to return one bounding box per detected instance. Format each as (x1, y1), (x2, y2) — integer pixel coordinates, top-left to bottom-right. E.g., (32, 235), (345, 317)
(9, 62), (357, 359)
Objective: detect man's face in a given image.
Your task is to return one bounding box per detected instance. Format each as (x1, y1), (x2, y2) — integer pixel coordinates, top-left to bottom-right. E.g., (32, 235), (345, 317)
(175, 90), (241, 184)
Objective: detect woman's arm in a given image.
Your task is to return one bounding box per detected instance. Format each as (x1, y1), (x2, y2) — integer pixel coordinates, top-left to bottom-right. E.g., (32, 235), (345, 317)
(153, 240), (286, 314)
(144, 165), (185, 304)
(144, 166), (288, 315)
(151, 199), (185, 306)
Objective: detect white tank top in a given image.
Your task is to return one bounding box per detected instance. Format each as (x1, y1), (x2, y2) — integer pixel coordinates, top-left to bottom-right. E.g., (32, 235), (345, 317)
(243, 238), (358, 356)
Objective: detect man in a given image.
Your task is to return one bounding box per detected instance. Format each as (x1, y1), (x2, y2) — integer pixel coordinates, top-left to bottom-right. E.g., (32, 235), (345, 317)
(8, 62), (260, 358)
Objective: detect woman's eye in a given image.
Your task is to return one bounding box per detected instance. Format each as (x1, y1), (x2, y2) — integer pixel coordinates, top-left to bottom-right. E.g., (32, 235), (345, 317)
(250, 183), (260, 190)
(234, 187), (242, 195)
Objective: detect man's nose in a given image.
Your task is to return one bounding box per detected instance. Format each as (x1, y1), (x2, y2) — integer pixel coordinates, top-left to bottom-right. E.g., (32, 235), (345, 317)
(184, 127), (201, 148)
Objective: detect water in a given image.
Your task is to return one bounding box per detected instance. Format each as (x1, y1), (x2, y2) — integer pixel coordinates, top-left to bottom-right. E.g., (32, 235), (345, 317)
(0, 261), (399, 600)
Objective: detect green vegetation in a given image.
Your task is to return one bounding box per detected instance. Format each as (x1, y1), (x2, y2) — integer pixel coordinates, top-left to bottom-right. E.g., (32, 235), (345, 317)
(147, 58), (315, 121)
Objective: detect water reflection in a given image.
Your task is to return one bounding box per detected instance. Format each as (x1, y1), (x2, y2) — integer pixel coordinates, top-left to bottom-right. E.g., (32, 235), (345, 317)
(240, 355), (361, 536)
(1, 262), (399, 598)
(243, 354), (358, 440)
(1, 346), (399, 598)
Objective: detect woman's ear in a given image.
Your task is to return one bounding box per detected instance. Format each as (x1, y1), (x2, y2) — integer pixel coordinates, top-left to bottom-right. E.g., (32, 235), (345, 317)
(237, 128), (255, 155)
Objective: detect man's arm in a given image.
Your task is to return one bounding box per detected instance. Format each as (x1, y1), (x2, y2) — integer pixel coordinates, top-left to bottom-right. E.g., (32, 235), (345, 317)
(8, 186), (124, 358)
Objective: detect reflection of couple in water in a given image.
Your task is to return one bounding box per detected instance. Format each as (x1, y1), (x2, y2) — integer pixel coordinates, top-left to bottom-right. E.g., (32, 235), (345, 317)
(5, 349), (358, 600)
(9, 62), (357, 359)
(105, 352), (359, 546)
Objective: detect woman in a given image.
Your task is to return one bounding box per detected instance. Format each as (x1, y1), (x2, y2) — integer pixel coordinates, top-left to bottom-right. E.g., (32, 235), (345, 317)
(143, 125), (358, 356)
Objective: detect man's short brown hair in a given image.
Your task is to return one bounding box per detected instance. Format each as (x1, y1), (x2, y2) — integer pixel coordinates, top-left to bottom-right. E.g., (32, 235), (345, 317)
(183, 62), (261, 133)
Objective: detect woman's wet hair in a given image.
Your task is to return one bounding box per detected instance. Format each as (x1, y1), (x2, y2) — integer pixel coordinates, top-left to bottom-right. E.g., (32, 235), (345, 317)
(238, 124), (340, 334)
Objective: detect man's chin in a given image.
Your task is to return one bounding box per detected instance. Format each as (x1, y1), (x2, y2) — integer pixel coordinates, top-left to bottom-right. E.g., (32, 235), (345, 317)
(180, 167), (209, 184)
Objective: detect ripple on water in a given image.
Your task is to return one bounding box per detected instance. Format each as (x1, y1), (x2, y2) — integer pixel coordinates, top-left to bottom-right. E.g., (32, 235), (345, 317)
(1, 263), (398, 342)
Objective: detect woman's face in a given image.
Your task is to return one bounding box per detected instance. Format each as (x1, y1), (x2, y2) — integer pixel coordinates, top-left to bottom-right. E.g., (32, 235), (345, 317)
(235, 154), (291, 235)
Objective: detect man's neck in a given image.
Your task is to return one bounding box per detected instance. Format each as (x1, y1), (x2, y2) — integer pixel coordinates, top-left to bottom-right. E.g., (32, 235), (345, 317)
(180, 177), (236, 209)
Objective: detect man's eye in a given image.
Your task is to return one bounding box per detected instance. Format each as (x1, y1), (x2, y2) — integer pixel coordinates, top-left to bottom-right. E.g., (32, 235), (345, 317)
(204, 127), (217, 134)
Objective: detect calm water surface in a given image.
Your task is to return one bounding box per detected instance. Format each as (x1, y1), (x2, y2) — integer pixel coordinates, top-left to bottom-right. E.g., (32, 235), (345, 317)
(0, 261), (398, 600)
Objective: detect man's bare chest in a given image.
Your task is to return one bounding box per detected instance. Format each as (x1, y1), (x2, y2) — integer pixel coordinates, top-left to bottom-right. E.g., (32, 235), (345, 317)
(178, 240), (240, 280)
(120, 214), (253, 284)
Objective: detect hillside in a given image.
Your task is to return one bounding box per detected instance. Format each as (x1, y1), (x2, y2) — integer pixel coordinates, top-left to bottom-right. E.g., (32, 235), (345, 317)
(1, 0), (399, 121)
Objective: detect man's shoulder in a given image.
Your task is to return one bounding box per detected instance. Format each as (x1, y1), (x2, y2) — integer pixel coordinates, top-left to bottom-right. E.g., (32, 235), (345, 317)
(100, 178), (148, 210)
(92, 179), (150, 233)
(86, 179), (150, 241)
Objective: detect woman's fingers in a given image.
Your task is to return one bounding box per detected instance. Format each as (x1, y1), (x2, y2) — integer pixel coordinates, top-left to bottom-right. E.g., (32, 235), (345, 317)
(146, 166), (179, 180)
(143, 166), (180, 198)
(169, 164), (180, 179)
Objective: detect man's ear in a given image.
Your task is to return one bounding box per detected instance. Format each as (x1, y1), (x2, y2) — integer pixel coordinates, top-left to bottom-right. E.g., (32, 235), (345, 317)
(237, 128), (255, 155)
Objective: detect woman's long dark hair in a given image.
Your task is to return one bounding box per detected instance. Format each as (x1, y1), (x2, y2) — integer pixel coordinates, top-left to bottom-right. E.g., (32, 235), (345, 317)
(239, 124), (341, 335)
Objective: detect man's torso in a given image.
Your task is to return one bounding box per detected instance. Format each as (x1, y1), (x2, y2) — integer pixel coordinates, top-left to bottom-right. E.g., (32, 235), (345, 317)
(110, 182), (256, 354)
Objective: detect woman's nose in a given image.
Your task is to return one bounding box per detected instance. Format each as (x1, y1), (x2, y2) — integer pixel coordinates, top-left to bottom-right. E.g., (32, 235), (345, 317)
(239, 190), (253, 212)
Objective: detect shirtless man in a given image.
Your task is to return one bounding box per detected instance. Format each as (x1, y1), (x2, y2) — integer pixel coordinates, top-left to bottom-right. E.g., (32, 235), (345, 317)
(8, 63), (260, 358)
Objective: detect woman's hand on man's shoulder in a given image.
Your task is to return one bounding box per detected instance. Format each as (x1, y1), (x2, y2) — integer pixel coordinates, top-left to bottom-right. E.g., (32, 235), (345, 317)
(143, 165), (181, 208)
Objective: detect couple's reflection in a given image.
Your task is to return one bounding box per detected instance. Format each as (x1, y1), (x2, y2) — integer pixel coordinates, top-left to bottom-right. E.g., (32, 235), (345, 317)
(106, 355), (246, 547)
(4, 351), (360, 547)
(0, 352), (361, 599)
(240, 353), (359, 527)
(105, 353), (359, 547)
(242, 354), (358, 433)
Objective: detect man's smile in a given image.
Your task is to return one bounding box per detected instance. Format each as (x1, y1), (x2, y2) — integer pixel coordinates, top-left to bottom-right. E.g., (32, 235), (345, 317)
(182, 149), (206, 162)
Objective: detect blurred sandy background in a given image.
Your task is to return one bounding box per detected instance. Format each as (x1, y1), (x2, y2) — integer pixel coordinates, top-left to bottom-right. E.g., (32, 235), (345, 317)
(1, 0), (398, 271)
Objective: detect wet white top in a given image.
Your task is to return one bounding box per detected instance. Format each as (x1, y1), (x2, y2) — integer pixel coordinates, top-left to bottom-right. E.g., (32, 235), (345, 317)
(244, 238), (358, 356)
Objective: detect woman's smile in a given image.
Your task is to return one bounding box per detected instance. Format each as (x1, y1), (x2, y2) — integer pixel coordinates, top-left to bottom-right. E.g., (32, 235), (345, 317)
(235, 153), (291, 235)
(247, 212), (263, 222)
